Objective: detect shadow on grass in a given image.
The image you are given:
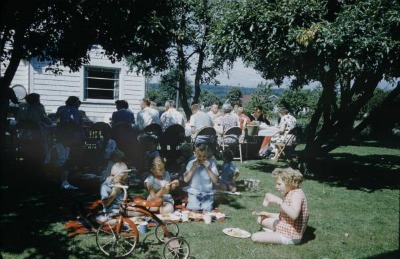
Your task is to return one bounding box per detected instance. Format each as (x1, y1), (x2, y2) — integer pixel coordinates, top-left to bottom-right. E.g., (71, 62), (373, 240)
(238, 149), (400, 193)
(299, 153), (400, 192)
(0, 160), (116, 258)
(300, 226), (316, 245)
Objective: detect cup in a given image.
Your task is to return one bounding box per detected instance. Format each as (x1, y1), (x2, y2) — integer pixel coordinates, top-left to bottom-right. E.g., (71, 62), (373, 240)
(203, 214), (212, 224)
(181, 211), (190, 222)
(138, 222), (148, 234)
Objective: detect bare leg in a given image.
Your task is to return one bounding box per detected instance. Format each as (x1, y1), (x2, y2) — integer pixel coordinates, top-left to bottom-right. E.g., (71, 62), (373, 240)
(251, 231), (284, 244)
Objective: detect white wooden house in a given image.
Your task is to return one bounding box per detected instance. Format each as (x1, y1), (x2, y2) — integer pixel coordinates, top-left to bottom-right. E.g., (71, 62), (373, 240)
(5, 46), (147, 122)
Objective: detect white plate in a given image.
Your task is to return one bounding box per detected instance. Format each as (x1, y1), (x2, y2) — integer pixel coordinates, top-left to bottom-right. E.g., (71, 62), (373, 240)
(222, 228), (251, 238)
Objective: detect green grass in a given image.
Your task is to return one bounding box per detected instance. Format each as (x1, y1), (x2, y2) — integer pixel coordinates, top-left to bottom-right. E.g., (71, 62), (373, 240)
(1, 143), (399, 258)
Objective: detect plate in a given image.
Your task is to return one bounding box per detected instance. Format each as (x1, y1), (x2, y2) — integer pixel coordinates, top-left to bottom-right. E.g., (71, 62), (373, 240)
(223, 228), (251, 238)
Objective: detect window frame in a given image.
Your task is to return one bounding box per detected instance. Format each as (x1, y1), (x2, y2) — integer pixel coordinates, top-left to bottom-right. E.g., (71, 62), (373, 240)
(83, 66), (120, 102)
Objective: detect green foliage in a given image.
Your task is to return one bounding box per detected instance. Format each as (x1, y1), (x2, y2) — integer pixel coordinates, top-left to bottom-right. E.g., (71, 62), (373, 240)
(278, 87), (322, 118)
(225, 87), (243, 105)
(200, 90), (220, 107)
(244, 82), (276, 117)
(127, 0), (227, 118)
(211, 0), (400, 155)
(359, 88), (390, 117)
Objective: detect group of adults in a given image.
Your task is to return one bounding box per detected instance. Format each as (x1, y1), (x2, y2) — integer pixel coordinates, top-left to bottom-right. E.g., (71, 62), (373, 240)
(188, 102), (297, 159)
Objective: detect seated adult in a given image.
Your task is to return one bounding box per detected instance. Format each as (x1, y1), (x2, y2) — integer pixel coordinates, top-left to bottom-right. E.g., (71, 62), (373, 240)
(160, 100), (185, 131)
(259, 107), (297, 158)
(207, 103), (222, 124)
(237, 107), (251, 132)
(249, 106), (270, 125)
(216, 103), (239, 145)
(56, 96), (82, 125)
(17, 93), (53, 162)
(189, 103), (213, 137)
(111, 100), (135, 127)
(136, 98), (161, 132)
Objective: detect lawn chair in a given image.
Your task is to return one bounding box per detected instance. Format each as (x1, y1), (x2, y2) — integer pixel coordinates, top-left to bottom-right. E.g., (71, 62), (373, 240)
(272, 126), (300, 161)
(160, 124), (186, 153)
(193, 126), (217, 153)
(220, 126), (243, 163)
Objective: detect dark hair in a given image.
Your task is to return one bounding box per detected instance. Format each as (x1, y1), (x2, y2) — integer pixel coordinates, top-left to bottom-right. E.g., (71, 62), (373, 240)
(222, 148), (234, 161)
(24, 93), (40, 105)
(65, 96), (81, 107)
(195, 143), (208, 153)
(115, 100), (129, 110)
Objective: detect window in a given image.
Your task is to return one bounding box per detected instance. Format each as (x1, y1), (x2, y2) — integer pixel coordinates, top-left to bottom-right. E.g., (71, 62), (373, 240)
(84, 67), (120, 100)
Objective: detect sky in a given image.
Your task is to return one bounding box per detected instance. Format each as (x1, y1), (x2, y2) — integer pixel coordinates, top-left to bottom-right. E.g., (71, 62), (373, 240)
(150, 59), (267, 88)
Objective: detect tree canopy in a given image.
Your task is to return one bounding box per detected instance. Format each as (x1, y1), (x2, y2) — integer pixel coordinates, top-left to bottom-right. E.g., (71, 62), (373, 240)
(127, 0), (226, 119)
(212, 0), (400, 156)
(0, 0), (174, 151)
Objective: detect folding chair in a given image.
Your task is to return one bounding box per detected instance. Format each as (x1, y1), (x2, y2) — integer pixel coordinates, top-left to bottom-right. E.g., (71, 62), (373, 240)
(220, 126), (243, 163)
(139, 123), (162, 142)
(160, 124), (186, 151)
(193, 126), (217, 152)
(272, 126), (300, 161)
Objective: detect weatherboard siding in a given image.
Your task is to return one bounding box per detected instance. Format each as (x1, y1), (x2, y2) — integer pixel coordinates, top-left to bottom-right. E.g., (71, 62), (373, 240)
(7, 47), (145, 122)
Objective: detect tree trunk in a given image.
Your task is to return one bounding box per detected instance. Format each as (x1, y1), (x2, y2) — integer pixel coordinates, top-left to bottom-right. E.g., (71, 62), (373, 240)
(0, 28), (25, 154)
(176, 44), (191, 120)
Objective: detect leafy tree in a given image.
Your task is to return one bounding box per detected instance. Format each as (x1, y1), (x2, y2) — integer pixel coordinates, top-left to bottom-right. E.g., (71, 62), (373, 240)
(127, 0), (225, 119)
(212, 0), (400, 157)
(278, 89), (314, 117)
(226, 87), (243, 106)
(244, 82), (276, 119)
(200, 90), (220, 107)
(150, 68), (193, 106)
(0, 0), (174, 151)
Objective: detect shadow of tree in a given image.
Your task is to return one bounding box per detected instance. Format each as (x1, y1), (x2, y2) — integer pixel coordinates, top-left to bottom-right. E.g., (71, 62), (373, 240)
(300, 153), (400, 192)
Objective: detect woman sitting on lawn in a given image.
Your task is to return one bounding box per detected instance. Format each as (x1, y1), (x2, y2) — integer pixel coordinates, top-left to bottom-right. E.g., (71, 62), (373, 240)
(252, 167), (308, 245)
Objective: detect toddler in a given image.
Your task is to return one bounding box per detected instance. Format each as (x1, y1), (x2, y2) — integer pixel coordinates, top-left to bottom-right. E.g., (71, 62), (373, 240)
(215, 149), (239, 192)
(144, 156), (179, 214)
(251, 167), (309, 245)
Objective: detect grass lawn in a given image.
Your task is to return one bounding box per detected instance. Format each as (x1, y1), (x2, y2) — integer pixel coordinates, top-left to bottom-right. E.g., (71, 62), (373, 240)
(1, 142), (399, 258)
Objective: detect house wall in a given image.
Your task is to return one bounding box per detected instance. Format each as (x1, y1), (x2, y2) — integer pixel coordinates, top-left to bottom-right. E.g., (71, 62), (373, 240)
(7, 46), (146, 123)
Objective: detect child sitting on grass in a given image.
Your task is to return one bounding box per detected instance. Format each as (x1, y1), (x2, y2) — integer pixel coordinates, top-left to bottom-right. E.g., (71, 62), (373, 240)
(215, 148), (239, 192)
(144, 156), (179, 214)
(251, 167), (309, 245)
(183, 143), (219, 212)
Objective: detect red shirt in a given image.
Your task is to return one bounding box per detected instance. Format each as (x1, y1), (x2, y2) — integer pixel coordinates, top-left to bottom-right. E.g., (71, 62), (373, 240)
(276, 188), (309, 240)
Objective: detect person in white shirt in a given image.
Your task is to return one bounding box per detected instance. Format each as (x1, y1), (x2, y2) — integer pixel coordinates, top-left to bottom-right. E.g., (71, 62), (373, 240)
(136, 98), (161, 132)
(160, 100), (185, 131)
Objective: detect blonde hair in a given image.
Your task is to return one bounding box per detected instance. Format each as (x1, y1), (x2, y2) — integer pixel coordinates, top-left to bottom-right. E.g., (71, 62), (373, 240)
(149, 156), (165, 170)
(111, 162), (128, 178)
(272, 167), (303, 189)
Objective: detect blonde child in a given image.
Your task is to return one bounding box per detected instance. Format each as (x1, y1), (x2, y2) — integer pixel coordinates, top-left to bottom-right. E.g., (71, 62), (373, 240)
(251, 167), (308, 245)
(100, 162), (130, 215)
(144, 156), (179, 214)
(183, 143), (219, 212)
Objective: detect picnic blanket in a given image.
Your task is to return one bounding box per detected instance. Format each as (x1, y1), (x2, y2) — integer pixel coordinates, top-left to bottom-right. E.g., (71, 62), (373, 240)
(63, 196), (226, 237)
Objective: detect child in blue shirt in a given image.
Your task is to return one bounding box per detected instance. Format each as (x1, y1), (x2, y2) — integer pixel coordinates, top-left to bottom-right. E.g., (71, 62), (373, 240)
(216, 149), (239, 192)
(183, 144), (219, 212)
